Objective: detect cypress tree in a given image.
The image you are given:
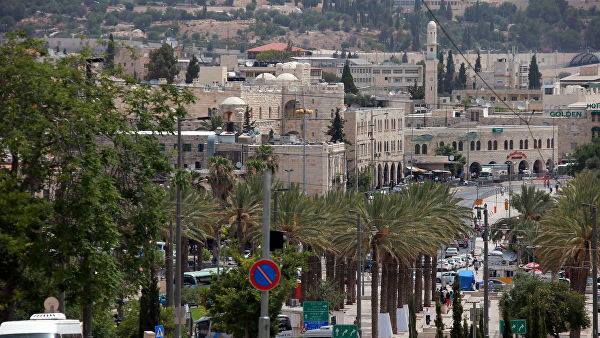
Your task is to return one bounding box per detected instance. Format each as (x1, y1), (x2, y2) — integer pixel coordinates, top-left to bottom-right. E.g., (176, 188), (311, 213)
(341, 60), (359, 94)
(185, 55), (200, 84)
(462, 318), (469, 338)
(456, 62), (467, 90)
(138, 270), (160, 337)
(326, 108), (349, 143)
(450, 275), (463, 338)
(474, 51), (481, 73)
(528, 54), (542, 89)
(435, 299), (445, 338)
(444, 50), (455, 93)
(242, 107), (255, 133)
(105, 33), (115, 69)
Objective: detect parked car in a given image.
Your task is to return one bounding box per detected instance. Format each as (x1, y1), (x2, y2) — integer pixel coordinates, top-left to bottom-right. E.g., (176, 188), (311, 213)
(437, 271), (457, 286)
(437, 259), (452, 271)
(445, 247), (459, 258)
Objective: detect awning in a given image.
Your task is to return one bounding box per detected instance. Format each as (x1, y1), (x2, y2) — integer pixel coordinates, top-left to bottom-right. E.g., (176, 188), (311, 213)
(406, 166), (428, 173)
(432, 170), (452, 174)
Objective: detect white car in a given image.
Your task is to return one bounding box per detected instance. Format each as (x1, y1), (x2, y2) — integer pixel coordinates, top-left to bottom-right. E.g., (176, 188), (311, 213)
(445, 247), (459, 258)
(437, 271), (457, 286)
(447, 258), (461, 270)
(437, 259), (452, 271)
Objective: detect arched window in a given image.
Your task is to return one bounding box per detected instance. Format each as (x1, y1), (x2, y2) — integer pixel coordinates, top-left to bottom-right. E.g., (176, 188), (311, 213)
(509, 140), (514, 149)
(551, 138), (554, 148)
(415, 144), (421, 155)
(476, 141), (481, 150)
(439, 141), (445, 147)
(504, 140), (508, 150)
(524, 139), (529, 149)
(519, 140), (523, 149)
(487, 140), (492, 150)
(259, 107), (263, 119)
(547, 138), (550, 148)
(422, 144), (428, 154)
(493, 140), (498, 150)
(538, 139), (542, 149)
(452, 141), (457, 150)
(458, 141), (464, 151)
(470, 141), (475, 151)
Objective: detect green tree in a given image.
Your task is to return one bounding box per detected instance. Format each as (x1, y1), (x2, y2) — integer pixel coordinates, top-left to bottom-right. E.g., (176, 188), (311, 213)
(147, 43), (179, 83)
(326, 108), (349, 143)
(474, 51), (481, 73)
(456, 62), (467, 90)
(341, 60), (359, 94)
(500, 297), (513, 338)
(256, 50), (292, 62)
(322, 71), (341, 83)
(450, 275), (463, 338)
(435, 144), (466, 176)
(444, 50), (455, 94)
(408, 81), (425, 100)
(435, 299), (445, 338)
(185, 54), (200, 84)
(105, 33), (115, 69)
(242, 106), (256, 133)
(198, 114), (224, 131)
(571, 138), (600, 172)
(528, 54), (541, 89)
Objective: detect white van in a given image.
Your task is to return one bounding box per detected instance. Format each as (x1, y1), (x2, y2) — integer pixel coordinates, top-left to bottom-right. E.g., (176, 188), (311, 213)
(0, 313), (82, 337)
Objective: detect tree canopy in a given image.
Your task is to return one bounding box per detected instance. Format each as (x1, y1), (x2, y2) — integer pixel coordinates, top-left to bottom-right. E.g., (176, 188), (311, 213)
(147, 43), (179, 83)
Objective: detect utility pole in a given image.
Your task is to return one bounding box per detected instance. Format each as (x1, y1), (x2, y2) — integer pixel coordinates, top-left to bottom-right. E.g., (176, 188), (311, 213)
(483, 204), (489, 338)
(508, 162), (512, 218)
(585, 203), (599, 337)
(356, 212), (363, 336)
(258, 170), (272, 338)
(175, 117), (183, 338)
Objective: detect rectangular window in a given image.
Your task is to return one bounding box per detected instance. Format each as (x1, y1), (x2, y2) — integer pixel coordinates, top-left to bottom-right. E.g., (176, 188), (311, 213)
(198, 144), (204, 152)
(393, 69), (402, 74)
(382, 69), (392, 74)
(159, 143), (165, 151)
(183, 143), (192, 152)
(373, 70), (381, 74)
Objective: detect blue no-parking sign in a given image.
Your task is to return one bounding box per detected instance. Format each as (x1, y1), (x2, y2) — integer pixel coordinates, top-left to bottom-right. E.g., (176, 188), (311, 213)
(155, 324), (165, 338)
(249, 259), (281, 291)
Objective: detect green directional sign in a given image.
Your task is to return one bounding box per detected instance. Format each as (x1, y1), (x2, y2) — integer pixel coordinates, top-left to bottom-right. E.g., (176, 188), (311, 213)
(499, 319), (527, 334)
(333, 324), (358, 338)
(303, 301), (329, 330)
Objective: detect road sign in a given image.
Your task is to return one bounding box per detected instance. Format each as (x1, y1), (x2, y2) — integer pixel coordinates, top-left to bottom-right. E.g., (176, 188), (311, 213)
(499, 319), (527, 334)
(249, 259), (281, 291)
(155, 324), (165, 338)
(333, 324), (358, 338)
(303, 301), (329, 330)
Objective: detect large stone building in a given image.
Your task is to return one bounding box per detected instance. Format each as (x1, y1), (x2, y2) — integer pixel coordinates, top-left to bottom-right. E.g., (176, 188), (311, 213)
(345, 107), (406, 188)
(335, 59), (423, 91)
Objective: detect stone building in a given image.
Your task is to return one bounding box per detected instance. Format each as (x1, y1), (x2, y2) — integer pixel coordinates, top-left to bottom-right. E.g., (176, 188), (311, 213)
(248, 142), (347, 195)
(335, 59), (423, 91)
(345, 107), (406, 188)
(405, 125), (557, 178)
(114, 45), (154, 81)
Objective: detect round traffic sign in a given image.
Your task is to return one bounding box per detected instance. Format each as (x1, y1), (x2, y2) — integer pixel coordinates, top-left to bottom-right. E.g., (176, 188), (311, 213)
(249, 259), (281, 291)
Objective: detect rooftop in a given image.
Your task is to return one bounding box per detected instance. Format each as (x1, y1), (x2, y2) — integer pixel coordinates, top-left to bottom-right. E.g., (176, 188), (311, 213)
(247, 43), (308, 53)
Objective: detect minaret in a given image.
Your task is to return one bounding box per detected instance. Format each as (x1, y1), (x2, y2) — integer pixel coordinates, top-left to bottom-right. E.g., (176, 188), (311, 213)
(425, 20), (438, 109)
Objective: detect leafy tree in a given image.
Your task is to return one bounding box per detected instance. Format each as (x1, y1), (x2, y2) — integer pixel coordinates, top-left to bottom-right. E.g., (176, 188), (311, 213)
(435, 299), (445, 338)
(571, 138), (600, 172)
(500, 297), (513, 338)
(205, 250), (305, 338)
(185, 55), (200, 84)
(474, 51), (481, 73)
(322, 71), (341, 83)
(242, 107), (255, 133)
(444, 50), (455, 94)
(435, 144), (466, 176)
(347, 165), (373, 192)
(408, 81), (425, 100)
(197, 114), (224, 131)
(501, 273), (589, 337)
(256, 50), (292, 62)
(450, 275), (463, 338)
(326, 108), (349, 144)
(147, 43), (178, 83)
(456, 62), (467, 90)
(341, 60), (359, 94)
(528, 54), (541, 89)
(105, 33), (115, 69)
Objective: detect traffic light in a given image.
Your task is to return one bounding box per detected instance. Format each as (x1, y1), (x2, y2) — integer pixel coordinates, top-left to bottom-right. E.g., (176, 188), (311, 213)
(476, 208), (481, 219)
(504, 199), (509, 211)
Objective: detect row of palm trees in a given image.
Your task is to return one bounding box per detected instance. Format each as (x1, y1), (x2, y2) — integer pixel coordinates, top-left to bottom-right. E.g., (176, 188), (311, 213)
(162, 152), (473, 336)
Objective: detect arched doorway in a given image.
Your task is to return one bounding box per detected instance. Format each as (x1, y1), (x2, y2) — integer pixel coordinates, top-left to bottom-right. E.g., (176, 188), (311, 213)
(469, 162), (482, 178)
(505, 161), (514, 175)
(377, 164), (382, 188)
(546, 159), (554, 173)
(390, 163), (396, 186)
(397, 162), (403, 182)
(533, 159), (543, 175)
(518, 160), (528, 174)
(225, 111), (234, 122)
(284, 100), (299, 117)
(384, 163), (389, 186)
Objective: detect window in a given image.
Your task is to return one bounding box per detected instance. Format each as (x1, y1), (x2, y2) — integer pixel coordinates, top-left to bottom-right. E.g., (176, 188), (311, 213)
(195, 161), (201, 169)
(551, 138), (554, 148)
(422, 144), (428, 154)
(198, 144), (204, 152)
(509, 140), (513, 149)
(524, 139), (529, 149)
(476, 141), (481, 150)
(470, 141), (475, 151)
(183, 143), (192, 152)
(504, 140), (508, 150)
(547, 138), (550, 148)
(487, 140), (492, 150)
(519, 140), (523, 149)
(440, 141), (445, 147)
(415, 144), (421, 155)
(493, 140), (498, 150)
(373, 69), (381, 74)
(393, 69), (402, 74)
(269, 107), (272, 118)
(458, 141), (463, 151)
(452, 141), (457, 150)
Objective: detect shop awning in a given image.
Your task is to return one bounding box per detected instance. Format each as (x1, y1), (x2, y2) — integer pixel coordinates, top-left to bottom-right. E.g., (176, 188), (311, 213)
(432, 170), (452, 174)
(406, 166), (428, 173)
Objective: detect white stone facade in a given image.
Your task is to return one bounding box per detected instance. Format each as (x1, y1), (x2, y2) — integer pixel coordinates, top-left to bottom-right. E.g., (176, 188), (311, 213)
(425, 21), (438, 109)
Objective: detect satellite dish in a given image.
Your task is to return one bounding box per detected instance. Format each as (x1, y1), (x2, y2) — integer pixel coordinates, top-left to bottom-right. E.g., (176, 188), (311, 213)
(245, 61), (253, 67)
(44, 297), (60, 313)
(448, 155), (455, 161)
(235, 162), (242, 169)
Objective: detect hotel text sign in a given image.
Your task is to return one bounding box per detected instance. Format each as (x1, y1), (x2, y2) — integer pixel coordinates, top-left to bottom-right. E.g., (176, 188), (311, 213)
(548, 111), (585, 118)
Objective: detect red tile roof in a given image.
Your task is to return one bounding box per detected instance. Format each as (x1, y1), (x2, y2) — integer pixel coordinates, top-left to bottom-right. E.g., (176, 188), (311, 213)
(247, 42), (307, 53)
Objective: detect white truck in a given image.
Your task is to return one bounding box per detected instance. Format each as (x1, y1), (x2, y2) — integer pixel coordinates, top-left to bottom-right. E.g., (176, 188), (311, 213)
(0, 313), (82, 337)
(479, 164), (508, 183)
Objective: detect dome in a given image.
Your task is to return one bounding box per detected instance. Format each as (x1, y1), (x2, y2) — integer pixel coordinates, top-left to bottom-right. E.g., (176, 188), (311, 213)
(427, 21), (437, 30)
(256, 73), (276, 81)
(281, 61), (300, 69)
(569, 52), (600, 68)
(276, 73), (299, 82)
(220, 96), (246, 105)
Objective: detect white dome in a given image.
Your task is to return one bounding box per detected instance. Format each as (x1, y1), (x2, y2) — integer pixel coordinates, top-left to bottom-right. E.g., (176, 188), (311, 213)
(276, 73), (299, 82)
(427, 21), (437, 30)
(281, 61), (299, 69)
(256, 73), (276, 81)
(220, 96), (246, 105)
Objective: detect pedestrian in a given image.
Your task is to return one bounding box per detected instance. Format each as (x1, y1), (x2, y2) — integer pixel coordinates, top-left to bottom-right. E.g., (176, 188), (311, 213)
(445, 292), (451, 307)
(471, 280), (476, 291)
(555, 182), (559, 192)
(474, 259), (480, 273)
(425, 307), (431, 325)
(550, 187), (553, 193)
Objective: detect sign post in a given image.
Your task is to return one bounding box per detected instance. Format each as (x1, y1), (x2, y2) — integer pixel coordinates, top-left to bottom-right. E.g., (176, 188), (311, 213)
(303, 301), (329, 330)
(155, 324), (165, 338)
(249, 259), (281, 291)
(499, 319), (527, 335)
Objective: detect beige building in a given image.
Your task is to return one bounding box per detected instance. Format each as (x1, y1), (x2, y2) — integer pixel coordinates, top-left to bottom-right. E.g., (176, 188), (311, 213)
(405, 125), (557, 177)
(195, 66), (228, 86)
(345, 107), (406, 188)
(336, 59), (423, 91)
(114, 45), (153, 81)
(248, 142), (346, 195)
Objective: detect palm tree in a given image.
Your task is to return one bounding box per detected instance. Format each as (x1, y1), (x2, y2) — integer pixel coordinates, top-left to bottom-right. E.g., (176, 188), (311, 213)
(226, 180), (262, 253)
(538, 172), (600, 295)
(207, 156), (235, 265)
